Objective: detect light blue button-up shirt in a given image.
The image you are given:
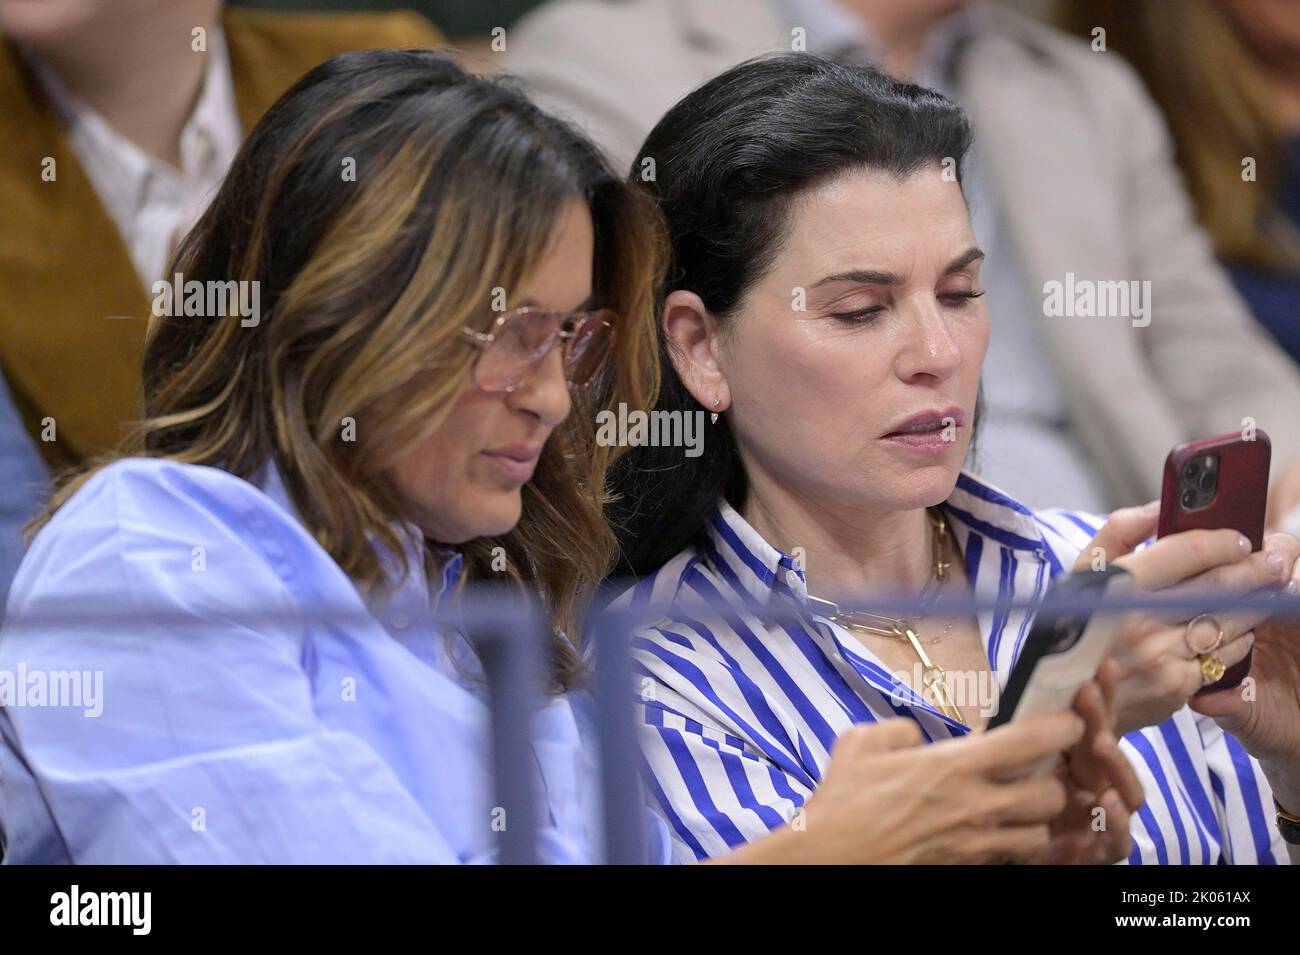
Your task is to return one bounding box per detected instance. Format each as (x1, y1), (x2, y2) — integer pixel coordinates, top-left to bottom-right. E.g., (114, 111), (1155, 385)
(0, 456), (669, 864)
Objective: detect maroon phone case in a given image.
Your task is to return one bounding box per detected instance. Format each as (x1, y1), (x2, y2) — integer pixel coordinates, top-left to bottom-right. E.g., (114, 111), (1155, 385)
(1157, 430), (1271, 694)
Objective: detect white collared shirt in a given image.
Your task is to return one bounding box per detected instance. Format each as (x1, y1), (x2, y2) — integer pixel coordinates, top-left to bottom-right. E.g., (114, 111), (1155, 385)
(25, 28), (243, 290)
(615, 469), (1286, 864)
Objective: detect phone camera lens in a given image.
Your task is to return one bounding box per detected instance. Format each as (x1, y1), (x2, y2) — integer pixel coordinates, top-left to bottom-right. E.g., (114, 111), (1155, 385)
(1181, 490), (1196, 508)
(1185, 460), (1201, 478)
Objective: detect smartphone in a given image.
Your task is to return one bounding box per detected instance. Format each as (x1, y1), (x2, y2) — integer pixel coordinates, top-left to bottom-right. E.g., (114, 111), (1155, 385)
(988, 564), (1133, 775)
(1157, 430), (1271, 694)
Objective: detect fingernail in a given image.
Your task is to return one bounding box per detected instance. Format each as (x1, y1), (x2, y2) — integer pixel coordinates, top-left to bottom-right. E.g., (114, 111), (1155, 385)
(1140, 500), (1160, 515)
(1268, 551), (1286, 578)
(1240, 536), (1252, 555)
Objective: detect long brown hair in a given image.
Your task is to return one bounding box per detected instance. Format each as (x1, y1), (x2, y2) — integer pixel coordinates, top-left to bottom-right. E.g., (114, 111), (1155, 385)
(1064, 0), (1300, 270)
(32, 49), (665, 689)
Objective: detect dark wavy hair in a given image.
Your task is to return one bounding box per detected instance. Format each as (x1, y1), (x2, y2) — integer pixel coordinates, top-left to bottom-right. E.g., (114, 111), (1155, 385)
(608, 53), (979, 577)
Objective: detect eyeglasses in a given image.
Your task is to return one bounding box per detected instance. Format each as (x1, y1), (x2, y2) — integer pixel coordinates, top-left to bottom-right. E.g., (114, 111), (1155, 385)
(460, 306), (618, 394)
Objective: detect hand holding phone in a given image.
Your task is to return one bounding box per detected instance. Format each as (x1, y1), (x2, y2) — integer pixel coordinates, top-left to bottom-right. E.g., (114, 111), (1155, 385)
(1157, 430), (1271, 694)
(988, 564), (1133, 777)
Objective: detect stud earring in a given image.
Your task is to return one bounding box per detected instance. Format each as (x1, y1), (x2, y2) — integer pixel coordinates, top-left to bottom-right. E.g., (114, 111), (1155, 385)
(710, 395), (721, 424)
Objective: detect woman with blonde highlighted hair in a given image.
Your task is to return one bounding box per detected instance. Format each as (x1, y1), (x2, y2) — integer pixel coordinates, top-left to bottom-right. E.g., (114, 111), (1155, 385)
(0, 48), (669, 862)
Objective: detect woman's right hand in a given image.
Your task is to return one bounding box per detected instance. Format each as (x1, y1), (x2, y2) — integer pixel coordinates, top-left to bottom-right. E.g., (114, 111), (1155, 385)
(750, 711), (1085, 864)
(1072, 503), (1296, 736)
(1037, 662), (1146, 864)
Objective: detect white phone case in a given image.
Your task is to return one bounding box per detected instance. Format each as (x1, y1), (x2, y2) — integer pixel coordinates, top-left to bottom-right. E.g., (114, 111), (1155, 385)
(1000, 571), (1133, 777)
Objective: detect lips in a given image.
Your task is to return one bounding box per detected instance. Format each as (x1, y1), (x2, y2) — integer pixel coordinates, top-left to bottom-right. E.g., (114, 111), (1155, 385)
(883, 406), (964, 438)
(483, 445), (542, 463)
(481, 445), (542, 483)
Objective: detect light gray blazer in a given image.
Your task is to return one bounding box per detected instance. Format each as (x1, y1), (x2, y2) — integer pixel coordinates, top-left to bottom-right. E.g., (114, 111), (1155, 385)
(503, 0), (1300, 505)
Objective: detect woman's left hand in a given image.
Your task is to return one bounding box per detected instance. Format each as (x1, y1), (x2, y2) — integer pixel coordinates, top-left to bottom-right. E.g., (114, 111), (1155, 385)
(1191, 545), (1300, 788)
(1036, 661), (1146, 864)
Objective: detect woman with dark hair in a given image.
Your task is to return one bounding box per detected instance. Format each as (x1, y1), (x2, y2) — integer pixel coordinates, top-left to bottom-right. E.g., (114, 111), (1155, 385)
(0, 48), (1099, 866)
(0, 48), (668, 864)
(610, 53), (1300, 864)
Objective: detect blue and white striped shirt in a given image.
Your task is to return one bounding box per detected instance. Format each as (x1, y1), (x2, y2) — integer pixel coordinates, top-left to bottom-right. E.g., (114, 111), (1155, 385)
(617, 470), (1287, 864)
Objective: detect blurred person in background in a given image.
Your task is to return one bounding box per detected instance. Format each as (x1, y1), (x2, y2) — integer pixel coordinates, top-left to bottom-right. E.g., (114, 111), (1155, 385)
(0, 0), (443, 608)
(504, 0), (1300, 526)
(1063, 1), (1300, 486)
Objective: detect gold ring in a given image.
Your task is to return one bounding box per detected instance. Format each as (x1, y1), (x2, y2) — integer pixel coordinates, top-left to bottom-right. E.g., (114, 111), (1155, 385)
(1185, 614), (1225, 656)
(1199, 653), (1227, 685)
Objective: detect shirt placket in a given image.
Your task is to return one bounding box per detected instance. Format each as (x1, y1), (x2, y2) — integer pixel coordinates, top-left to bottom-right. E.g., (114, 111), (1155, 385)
(818, 614), (969, 730)
(772, 553), (970, 734)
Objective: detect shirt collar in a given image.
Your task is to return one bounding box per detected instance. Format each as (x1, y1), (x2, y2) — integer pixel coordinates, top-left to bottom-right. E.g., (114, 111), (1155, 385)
(22, 25), (240, 221)
(700, 467), (1050, 610)
(177, 25), (242, 183)
(253, 459), (464, 611)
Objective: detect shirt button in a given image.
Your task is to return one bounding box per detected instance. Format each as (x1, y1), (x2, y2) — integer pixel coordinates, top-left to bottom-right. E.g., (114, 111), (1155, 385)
(193, 128), (215, 162)
(784, 569), (801, 587)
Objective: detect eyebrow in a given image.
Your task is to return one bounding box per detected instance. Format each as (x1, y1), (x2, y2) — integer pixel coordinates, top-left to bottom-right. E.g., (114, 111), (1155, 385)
(809, 247), (985, 289)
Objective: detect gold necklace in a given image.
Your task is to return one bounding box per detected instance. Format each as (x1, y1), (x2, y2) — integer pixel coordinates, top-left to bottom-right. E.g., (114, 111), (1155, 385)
(805, 507), (966, 723)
